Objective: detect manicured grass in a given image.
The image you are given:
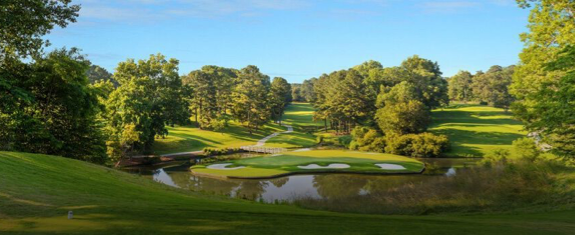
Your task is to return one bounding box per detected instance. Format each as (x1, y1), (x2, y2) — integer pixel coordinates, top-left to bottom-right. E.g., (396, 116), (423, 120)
(266, 103), (319, 148)
(430, 104), (526, 157)
(278, 102), (324, 127)
(191, 150), (424, 178)
(2, 151), (575, 234)
(153, 122), (285, 154)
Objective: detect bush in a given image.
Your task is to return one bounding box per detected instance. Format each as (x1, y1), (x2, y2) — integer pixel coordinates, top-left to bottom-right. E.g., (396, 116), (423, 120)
(349, 126), (386, 152)
(385, 132), (449, 157)
(203, 147), (245, 156)
(294, 157), (571, 215)
(199, 154), (243, 164)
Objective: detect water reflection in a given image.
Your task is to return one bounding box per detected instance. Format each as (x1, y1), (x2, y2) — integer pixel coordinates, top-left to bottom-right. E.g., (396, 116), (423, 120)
(122, 158), (478, 203)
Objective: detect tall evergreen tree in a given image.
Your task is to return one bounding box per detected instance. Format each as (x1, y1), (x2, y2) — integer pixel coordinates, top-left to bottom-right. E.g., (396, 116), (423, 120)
(230, 65), (271, 134)
(448, 71), (473, 102)
(270, 77), (292, 124)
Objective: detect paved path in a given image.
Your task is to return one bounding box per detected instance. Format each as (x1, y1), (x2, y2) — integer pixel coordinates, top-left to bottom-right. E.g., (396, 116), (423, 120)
(254, 124), (293, 146)
(160, 124), (293, 157)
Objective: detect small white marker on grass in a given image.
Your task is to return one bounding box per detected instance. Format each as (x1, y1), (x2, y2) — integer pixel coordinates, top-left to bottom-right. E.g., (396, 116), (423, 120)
(68, 211), (73, 219)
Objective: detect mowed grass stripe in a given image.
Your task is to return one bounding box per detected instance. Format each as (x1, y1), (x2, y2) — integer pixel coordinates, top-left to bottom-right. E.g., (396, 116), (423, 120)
(430, 105), (526, 157)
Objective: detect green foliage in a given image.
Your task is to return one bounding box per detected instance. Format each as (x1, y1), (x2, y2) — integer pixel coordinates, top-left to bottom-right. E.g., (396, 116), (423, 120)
(300, 78), (316, 102)
(313, 69), (375, 133)
(86, 64), (118, 86)
(311, 56), (447, 135)
(0, 0), (79, 58)
(105, 54), (188, 159)
(511, 1), (575, 159)
(230, 65), (272, 133)
(375, 81), (431, 136)
(399, 55), (449, 109)
(471, 65), (515, 110)
(0, 48), (106, 162)
(513, 138), (540, 162)
(181, 65), (238, 129)
(296, 155), (572, 215)
(513, 46), (575, 158)
(291, 84), (303, 102)
(202, 147), (245, 157)
(384, 133), (449, 158)
(448, 70), (473, 102)
(349, 126), (385, 152)
(270, 77), (292, 123)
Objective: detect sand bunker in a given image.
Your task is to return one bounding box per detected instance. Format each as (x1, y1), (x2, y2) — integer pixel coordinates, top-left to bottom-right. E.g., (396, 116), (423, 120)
(293, 148), (311, 152)
(298, 163), (350, 169)
(375, 163), (406, 170)
(206, 163), (246, 170)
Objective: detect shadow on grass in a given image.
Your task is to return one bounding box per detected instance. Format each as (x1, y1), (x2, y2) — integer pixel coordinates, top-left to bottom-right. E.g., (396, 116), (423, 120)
(432, 129), (523, 146)
(432, 111), (521, 126)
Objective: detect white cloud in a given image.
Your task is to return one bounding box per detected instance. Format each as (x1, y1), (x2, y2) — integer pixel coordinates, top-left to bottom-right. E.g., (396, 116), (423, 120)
(77, 0), (310, 21)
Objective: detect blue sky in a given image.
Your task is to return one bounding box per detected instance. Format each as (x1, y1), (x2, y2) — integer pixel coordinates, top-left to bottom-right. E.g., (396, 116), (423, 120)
(46, 0), (529, 83)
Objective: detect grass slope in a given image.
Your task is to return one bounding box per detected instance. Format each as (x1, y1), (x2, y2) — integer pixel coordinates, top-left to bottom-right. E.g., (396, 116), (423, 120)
(430, 105), (526, 157)
(2, 151), (575, 234)
(153, 122), (285, 154)
(191, 150), (425, 178)
(265, 103), (319, 148)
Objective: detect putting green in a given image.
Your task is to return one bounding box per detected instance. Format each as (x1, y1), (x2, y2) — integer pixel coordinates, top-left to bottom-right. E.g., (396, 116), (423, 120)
(191, 149), (424, 179)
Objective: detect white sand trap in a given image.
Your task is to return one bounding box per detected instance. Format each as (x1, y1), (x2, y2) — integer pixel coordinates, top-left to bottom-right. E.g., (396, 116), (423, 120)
(298, 163), (350, 169)
(375, 163), (406, 170)
(206, 163), (245, 170)
(293, 148), (311, 152)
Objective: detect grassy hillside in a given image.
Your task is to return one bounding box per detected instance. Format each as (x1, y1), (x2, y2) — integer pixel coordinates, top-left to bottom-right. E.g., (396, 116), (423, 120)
(153, 122), (286, 154)
(154, 103), (319, 154)
(265, 103), (319, 148)
(430, 105), (526, 157)
(191, 150), (424, 178)
(2, 151), (575, 234)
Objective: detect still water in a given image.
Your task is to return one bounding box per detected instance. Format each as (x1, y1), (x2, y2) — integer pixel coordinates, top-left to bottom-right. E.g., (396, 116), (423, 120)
(123, 158), (478, 203)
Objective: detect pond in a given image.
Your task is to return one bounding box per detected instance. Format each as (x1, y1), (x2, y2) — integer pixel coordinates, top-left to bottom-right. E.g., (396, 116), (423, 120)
(122, 158), (478, 203)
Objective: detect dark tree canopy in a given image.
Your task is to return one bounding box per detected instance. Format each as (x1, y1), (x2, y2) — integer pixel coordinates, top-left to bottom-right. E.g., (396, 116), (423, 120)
(0, 0), (80, 58)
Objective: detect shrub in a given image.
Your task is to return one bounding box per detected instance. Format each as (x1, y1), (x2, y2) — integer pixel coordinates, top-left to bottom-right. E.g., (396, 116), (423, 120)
(385, 132), (449, 157)
(294, 157), (570, 215)
(349, 126), (386, 152)
(203, 147), (245, 156)
(513, 137), (540, 162)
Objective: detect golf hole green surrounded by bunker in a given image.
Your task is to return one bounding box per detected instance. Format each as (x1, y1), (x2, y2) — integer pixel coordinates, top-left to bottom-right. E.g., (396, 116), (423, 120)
(190, 149), (425, 179)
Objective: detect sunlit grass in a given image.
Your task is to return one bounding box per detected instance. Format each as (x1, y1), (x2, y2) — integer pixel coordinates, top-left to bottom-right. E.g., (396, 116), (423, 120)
(2, 151), (575, 234)
(153, 122), (286, 154)
(430, 104), (526, 157)
(191, 150), (424, 178)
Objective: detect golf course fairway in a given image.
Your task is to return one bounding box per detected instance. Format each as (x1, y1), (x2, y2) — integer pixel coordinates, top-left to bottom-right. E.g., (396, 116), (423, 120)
(191, 149), (424, 179)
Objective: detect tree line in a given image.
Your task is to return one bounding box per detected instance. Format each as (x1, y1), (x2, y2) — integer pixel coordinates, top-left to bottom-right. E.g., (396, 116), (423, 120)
(0, 1), (292, 164)
(447, 65), (514, 110)
(295, 57), (450, 157)
(2, 0), (575, 161)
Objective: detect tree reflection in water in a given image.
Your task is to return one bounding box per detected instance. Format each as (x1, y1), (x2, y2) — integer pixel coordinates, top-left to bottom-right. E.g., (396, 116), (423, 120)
(123, 158), (478, 203)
